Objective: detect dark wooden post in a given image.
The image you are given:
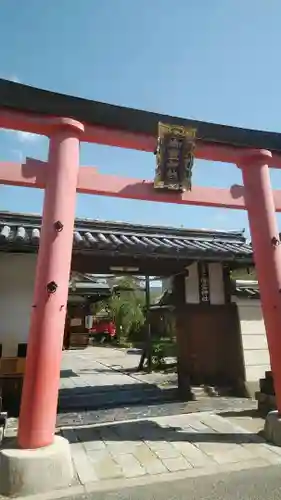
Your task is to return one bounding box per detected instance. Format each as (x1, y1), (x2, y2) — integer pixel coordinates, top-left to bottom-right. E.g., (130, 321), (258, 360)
(137, 276), (152, 372)
(145, 275), (152, 373)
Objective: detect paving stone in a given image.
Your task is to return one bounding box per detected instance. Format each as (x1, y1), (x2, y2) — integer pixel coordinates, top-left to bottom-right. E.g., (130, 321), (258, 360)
(76, 427), (100, 443)
(73, 426), (107, 451)
(264, 443), (281, 456)
(195, 438), (236, 452)
(87, 450), (123, 480)
(200, 415), (266, 447)
(210, 445), (256, 464)
(106, 440), (142, 454)
(145, 439), (173, 451)
(165, 415), (198, 428)
(71, 444), (98, 484)
(86, 449), (109, 462)
(109, 444), (142, 460)
(134, 444), (167, 474)
(172, 440), (216, 467)
(61, 428), (79, 444)
(99, 426), (120, 441)
(200, 414), (259, 444)
(186, 418), (215, 433)
(114, 453), (146, 478)
(243, 442), (281, 464)
(194, 438), (256, 464)
(83, 439), (106, 451)
(146, 441), (181, 459)
(70, 441), (85, 453)
(162, 456), (193, 472)
(114, 423), (143, 440)
(200, 414), (239, 433)
(137, 424), (165, 440)
(154, 448), (181, 460)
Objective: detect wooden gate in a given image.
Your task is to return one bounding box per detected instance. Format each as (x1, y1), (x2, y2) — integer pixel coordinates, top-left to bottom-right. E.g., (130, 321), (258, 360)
(176, 303), (244, 388)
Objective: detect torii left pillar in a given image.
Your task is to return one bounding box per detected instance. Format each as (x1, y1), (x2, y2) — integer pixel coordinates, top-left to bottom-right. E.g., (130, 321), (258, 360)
(18, 118), (84, 450)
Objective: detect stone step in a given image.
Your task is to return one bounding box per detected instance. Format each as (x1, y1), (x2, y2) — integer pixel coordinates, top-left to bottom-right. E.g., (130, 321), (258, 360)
(259, 377), (275, 395)
(256, 391), (276, 404)
(59, 382), (165, 398)
(57, 383), (226, 413)
(59, 383), (216, 402)
(259, 378), (267, 392)
(59, 382), (218, 399)
(255, 390), (276, 415)
(58, 387), (180, 412)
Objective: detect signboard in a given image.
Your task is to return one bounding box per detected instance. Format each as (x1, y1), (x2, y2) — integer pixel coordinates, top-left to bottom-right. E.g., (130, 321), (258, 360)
(70, 318), (82, 327)
(198, 263), (210, 304)
(154, 122), (196, 192)
(85, 315), (94, 329)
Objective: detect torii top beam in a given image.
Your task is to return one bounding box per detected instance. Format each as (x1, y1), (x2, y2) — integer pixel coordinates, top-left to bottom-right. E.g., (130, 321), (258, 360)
(1, 79), (281, 158)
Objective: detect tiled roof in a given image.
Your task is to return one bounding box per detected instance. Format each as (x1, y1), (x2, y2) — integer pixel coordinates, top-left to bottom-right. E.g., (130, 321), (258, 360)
(0, 211), (253, 262)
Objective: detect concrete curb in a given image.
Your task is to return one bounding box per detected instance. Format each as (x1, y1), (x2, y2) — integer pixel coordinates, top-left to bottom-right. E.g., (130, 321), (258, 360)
(11, 457), (273, 500)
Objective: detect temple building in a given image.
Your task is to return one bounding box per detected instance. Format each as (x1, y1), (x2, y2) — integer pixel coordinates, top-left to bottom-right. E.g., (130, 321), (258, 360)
(0, 210), (268, 412)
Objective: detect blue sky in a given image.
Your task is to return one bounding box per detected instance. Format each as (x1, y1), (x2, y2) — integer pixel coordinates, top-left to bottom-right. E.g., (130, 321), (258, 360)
(1, 0), (281, 235)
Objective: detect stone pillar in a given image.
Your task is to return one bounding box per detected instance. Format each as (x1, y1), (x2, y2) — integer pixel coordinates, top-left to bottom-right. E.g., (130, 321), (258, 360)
(237, 149), (281, 412)
(18, 118), (84, 449)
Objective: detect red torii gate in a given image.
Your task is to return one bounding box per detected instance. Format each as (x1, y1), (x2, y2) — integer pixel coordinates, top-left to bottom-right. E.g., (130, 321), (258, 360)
(0, 82), (281, 450)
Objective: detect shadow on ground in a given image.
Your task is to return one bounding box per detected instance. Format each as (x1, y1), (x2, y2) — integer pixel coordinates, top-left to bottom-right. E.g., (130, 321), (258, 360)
(58, 382), (181, 413)
(219, 409), (265, 419)
(63, 419), (264, 446)
(77, 367), (142, 375)
(60, 369), (79, 378)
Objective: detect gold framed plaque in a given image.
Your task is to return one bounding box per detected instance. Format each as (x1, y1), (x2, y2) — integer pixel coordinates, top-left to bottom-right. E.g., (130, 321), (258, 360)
(154, 122), (196, 192)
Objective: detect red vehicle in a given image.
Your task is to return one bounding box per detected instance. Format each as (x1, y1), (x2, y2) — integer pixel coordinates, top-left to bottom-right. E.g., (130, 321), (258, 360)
(90, 319), (116, 342)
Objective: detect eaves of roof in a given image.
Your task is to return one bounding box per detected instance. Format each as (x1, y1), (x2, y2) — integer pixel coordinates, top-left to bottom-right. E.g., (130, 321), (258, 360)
(0, 211), (253, 263)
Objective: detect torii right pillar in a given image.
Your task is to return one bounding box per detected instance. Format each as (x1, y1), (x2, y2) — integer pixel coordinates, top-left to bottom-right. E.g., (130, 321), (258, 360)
(238, 149), (281, 444)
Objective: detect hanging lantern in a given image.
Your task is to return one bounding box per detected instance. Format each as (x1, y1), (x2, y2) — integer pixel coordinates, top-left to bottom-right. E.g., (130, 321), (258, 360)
(154, 122), (196, 192)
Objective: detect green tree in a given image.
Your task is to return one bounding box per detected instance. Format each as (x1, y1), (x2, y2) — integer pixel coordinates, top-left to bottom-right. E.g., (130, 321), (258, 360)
(95, 276), (146, 343)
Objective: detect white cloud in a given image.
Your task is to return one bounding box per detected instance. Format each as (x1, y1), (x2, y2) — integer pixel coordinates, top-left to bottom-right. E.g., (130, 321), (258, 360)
(1, 78), (40, 144)
(9, 75), (21, 83)
(0, 74), (21, 83)
(11, 149), (24, 162)
(16, 131), (39, 143)
(214, 212), (228, 223)
(2, 128), (39, 143)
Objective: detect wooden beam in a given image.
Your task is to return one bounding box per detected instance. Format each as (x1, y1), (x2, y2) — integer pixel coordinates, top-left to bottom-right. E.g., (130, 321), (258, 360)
(1, 158), (281, 211)
(0, 158), (47, 188)
(1, 109), (281, 167)
(78, 169), (247, 210)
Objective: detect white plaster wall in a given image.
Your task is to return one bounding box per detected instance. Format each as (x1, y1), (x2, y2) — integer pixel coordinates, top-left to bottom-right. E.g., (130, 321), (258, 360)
(185, 263), (200, 303)
(235, 298), (270, 382)
(185, 262), (225, 304)
(0, 253), (37, 356)
(208, 263), (225, 305)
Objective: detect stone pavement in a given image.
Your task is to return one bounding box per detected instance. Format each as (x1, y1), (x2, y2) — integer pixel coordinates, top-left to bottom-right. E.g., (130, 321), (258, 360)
(58, 346), (179, 415)
(60, 411), (281, 491)
(59, 345), (178, 393)
(3, 347), (275, 499)
(57, 346), (256, 416)
(6, 346), (258, 431)
(55, 346), (257, 429)
(56, 464), (281, 500)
